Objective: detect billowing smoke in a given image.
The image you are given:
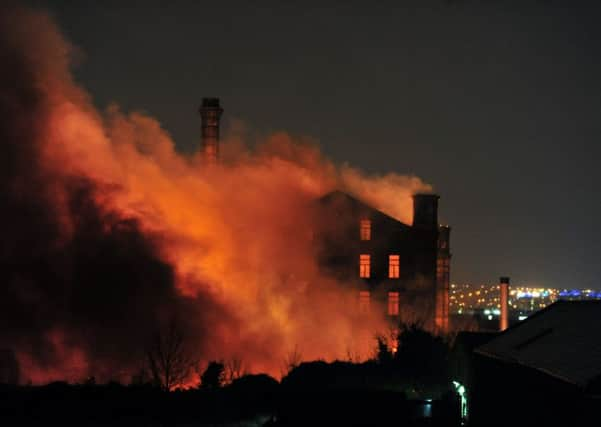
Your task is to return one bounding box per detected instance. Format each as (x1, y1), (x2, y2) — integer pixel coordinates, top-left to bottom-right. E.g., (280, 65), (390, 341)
(0, 5), (430, 384)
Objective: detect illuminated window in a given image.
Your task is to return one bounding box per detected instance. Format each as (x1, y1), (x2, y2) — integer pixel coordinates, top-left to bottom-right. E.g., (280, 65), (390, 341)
(388, 292), (400, 316)
(360, 219), (371, 241)
(388, 254), (400, 278)
(359, 254), (371, 278)
(359, 291), (370, 313)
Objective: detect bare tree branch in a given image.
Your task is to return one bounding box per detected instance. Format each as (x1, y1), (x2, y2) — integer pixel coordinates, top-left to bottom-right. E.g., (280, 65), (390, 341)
(280, 345), (303, 378)
(224, 357), (245, 384)
(146, 317), (195, 391)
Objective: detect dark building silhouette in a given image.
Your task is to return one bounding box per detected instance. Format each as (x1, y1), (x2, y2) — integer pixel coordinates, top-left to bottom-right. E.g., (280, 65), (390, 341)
(313, 191), (451, 333)
(452, 300), (601, 426)
(196, 99), (452, 332)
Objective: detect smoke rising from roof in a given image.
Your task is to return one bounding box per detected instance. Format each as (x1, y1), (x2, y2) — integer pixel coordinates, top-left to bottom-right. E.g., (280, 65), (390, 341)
(0, 5), (430, 383)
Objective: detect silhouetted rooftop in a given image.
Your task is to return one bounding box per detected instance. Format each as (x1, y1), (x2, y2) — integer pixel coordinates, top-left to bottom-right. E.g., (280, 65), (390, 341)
(319, 190), (412, 228)
(476, 300), (601, 388)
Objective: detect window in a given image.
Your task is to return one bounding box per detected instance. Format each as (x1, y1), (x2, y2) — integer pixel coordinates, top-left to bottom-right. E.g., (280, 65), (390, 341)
(359, 291), (370, 314)
(388, 292), (400, 316)
(388, 254), (400, 278)
(359, 254), (371, 278)
(360, 219), (371, 241)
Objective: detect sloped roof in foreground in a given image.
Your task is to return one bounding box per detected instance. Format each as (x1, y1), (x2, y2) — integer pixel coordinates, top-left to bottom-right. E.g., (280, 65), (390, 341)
(475, 300), (601, 388)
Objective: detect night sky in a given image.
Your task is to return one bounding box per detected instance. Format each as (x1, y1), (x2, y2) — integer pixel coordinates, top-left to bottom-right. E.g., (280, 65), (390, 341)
(27, 0), (601, 290)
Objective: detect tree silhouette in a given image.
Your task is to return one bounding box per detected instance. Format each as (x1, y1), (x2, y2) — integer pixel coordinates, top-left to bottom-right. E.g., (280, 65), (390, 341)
(224, 357), (245, 384)
(394, 323), (449, 383)
(281, 345), (303, 377)
(146, 318), (195, 391)
(200, 361), (224, 390)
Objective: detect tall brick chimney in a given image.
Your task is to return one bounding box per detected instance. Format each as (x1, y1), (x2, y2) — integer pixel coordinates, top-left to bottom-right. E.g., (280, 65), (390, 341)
(199, 97), (223, 165)
(499, 276), (510, 331)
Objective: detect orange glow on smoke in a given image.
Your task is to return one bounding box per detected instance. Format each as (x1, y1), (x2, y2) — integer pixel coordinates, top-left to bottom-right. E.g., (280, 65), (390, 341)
(4, 6), (432, 384)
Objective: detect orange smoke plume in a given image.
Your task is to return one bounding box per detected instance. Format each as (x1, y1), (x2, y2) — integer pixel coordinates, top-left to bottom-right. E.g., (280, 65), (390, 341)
(0, 5), (431, 384)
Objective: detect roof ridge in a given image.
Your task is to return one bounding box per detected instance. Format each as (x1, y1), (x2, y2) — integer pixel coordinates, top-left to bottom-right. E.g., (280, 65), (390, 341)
(319, 190), (412, 227)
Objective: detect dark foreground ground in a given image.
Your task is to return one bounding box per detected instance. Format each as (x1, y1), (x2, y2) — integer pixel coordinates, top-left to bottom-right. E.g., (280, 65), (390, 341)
(0, 382), (461, 426)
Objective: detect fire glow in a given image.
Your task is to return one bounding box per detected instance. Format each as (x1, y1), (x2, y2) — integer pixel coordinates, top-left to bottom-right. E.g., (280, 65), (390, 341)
(0, 6), (431, 385)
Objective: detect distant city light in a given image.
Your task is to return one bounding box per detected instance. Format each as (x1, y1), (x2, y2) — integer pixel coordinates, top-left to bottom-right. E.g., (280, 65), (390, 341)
(450, 284), (601, 317)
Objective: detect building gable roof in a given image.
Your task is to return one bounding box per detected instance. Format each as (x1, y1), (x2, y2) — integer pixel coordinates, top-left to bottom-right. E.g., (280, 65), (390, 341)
(318, 190), (412, 229)
(475, 300), (601, 389)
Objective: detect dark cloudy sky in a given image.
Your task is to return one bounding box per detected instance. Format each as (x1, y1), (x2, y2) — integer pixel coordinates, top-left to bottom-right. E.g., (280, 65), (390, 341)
(28, 0), (601, 290)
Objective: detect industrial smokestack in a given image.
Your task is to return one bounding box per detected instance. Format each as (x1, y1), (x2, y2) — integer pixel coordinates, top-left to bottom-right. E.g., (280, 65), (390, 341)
(412, 194), (439, 228)
(199, 97), (224, 165)
(499, 276), (510, 331)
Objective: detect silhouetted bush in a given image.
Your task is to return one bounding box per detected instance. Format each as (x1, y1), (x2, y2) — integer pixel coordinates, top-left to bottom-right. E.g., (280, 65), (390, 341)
(282, 360), (353, 390)
(375, 335), (394, 365)
(395, 323), (450, 384)
(200, 360), (224, 390)
(228, 373), (279, 394)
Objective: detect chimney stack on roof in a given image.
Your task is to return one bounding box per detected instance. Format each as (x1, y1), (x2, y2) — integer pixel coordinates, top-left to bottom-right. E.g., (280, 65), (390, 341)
(412, 194), (440, 229)
(199, 97), (224, 165)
